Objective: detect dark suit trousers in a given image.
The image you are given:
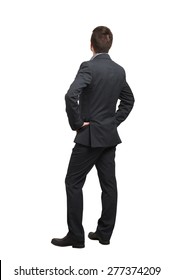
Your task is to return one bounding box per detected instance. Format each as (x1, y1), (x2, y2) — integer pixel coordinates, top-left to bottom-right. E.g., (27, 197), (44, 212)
(65, 143), (117, 242)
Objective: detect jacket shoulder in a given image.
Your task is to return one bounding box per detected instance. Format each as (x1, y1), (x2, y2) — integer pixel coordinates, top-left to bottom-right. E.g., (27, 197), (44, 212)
(110, 60), (126, 74)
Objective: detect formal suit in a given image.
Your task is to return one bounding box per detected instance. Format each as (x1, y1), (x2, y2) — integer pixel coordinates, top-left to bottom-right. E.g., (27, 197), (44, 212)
(65, 53), (134, 243)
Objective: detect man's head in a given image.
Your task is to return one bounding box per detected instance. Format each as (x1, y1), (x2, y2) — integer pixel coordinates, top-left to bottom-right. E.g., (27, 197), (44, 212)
(91, 26), (113, 54)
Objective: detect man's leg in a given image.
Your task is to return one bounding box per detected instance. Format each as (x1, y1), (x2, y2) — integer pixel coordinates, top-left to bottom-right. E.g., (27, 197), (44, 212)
(95, 146), (117, 241)
(65, 144), (104, 242)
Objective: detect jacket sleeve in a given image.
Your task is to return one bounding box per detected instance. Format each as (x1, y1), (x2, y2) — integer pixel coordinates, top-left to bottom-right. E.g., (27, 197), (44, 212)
(65, 62), (92, 130)
(115, 73), (135, 127)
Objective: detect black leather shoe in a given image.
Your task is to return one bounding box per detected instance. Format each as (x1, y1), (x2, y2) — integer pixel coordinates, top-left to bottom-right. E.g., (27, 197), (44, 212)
(88, 232), (110, 245)
(51, 233), (84, 248)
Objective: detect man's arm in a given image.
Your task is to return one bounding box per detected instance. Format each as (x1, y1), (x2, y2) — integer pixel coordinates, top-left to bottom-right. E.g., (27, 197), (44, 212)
(65, 62), (92, 130)
(115, 76), (135, 127)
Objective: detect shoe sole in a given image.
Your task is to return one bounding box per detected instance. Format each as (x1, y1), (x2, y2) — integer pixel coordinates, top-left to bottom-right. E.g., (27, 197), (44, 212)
(51, 241), (84, 248)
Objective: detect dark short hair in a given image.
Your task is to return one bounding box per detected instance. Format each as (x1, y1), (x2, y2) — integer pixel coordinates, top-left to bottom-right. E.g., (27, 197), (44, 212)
(91, 26), (113, 53)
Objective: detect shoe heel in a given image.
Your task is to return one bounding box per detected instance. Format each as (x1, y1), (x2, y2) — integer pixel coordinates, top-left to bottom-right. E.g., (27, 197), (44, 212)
(99, 240), (110, 245)
(72, 244), (85, 248)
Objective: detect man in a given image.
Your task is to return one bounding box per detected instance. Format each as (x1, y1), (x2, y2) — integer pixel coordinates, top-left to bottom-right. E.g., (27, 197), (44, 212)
(51, 26), (134, 248)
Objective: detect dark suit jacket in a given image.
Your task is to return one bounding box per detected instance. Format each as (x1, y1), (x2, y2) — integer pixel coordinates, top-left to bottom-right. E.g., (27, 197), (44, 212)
(65, 53), (135, 147)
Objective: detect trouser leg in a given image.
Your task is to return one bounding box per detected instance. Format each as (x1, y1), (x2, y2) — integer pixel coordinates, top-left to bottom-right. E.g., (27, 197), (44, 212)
(95, 146), (117, 241)
(65, 144), (104, 242)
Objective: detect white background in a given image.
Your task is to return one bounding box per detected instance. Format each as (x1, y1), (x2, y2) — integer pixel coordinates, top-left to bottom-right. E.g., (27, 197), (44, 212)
(0, 0), (174, 279)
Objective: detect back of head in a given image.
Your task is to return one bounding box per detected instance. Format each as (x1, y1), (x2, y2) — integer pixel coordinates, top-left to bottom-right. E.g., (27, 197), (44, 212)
(91, 26), (113, 53)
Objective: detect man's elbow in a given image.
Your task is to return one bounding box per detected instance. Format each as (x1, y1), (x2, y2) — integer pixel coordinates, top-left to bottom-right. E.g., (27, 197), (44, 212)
(131, 94), (135, 108)
(65, 93), (70, 102)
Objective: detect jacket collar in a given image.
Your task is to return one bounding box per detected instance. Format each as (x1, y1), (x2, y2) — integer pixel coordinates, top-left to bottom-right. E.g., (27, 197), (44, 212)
(91, 53), (111, 60)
